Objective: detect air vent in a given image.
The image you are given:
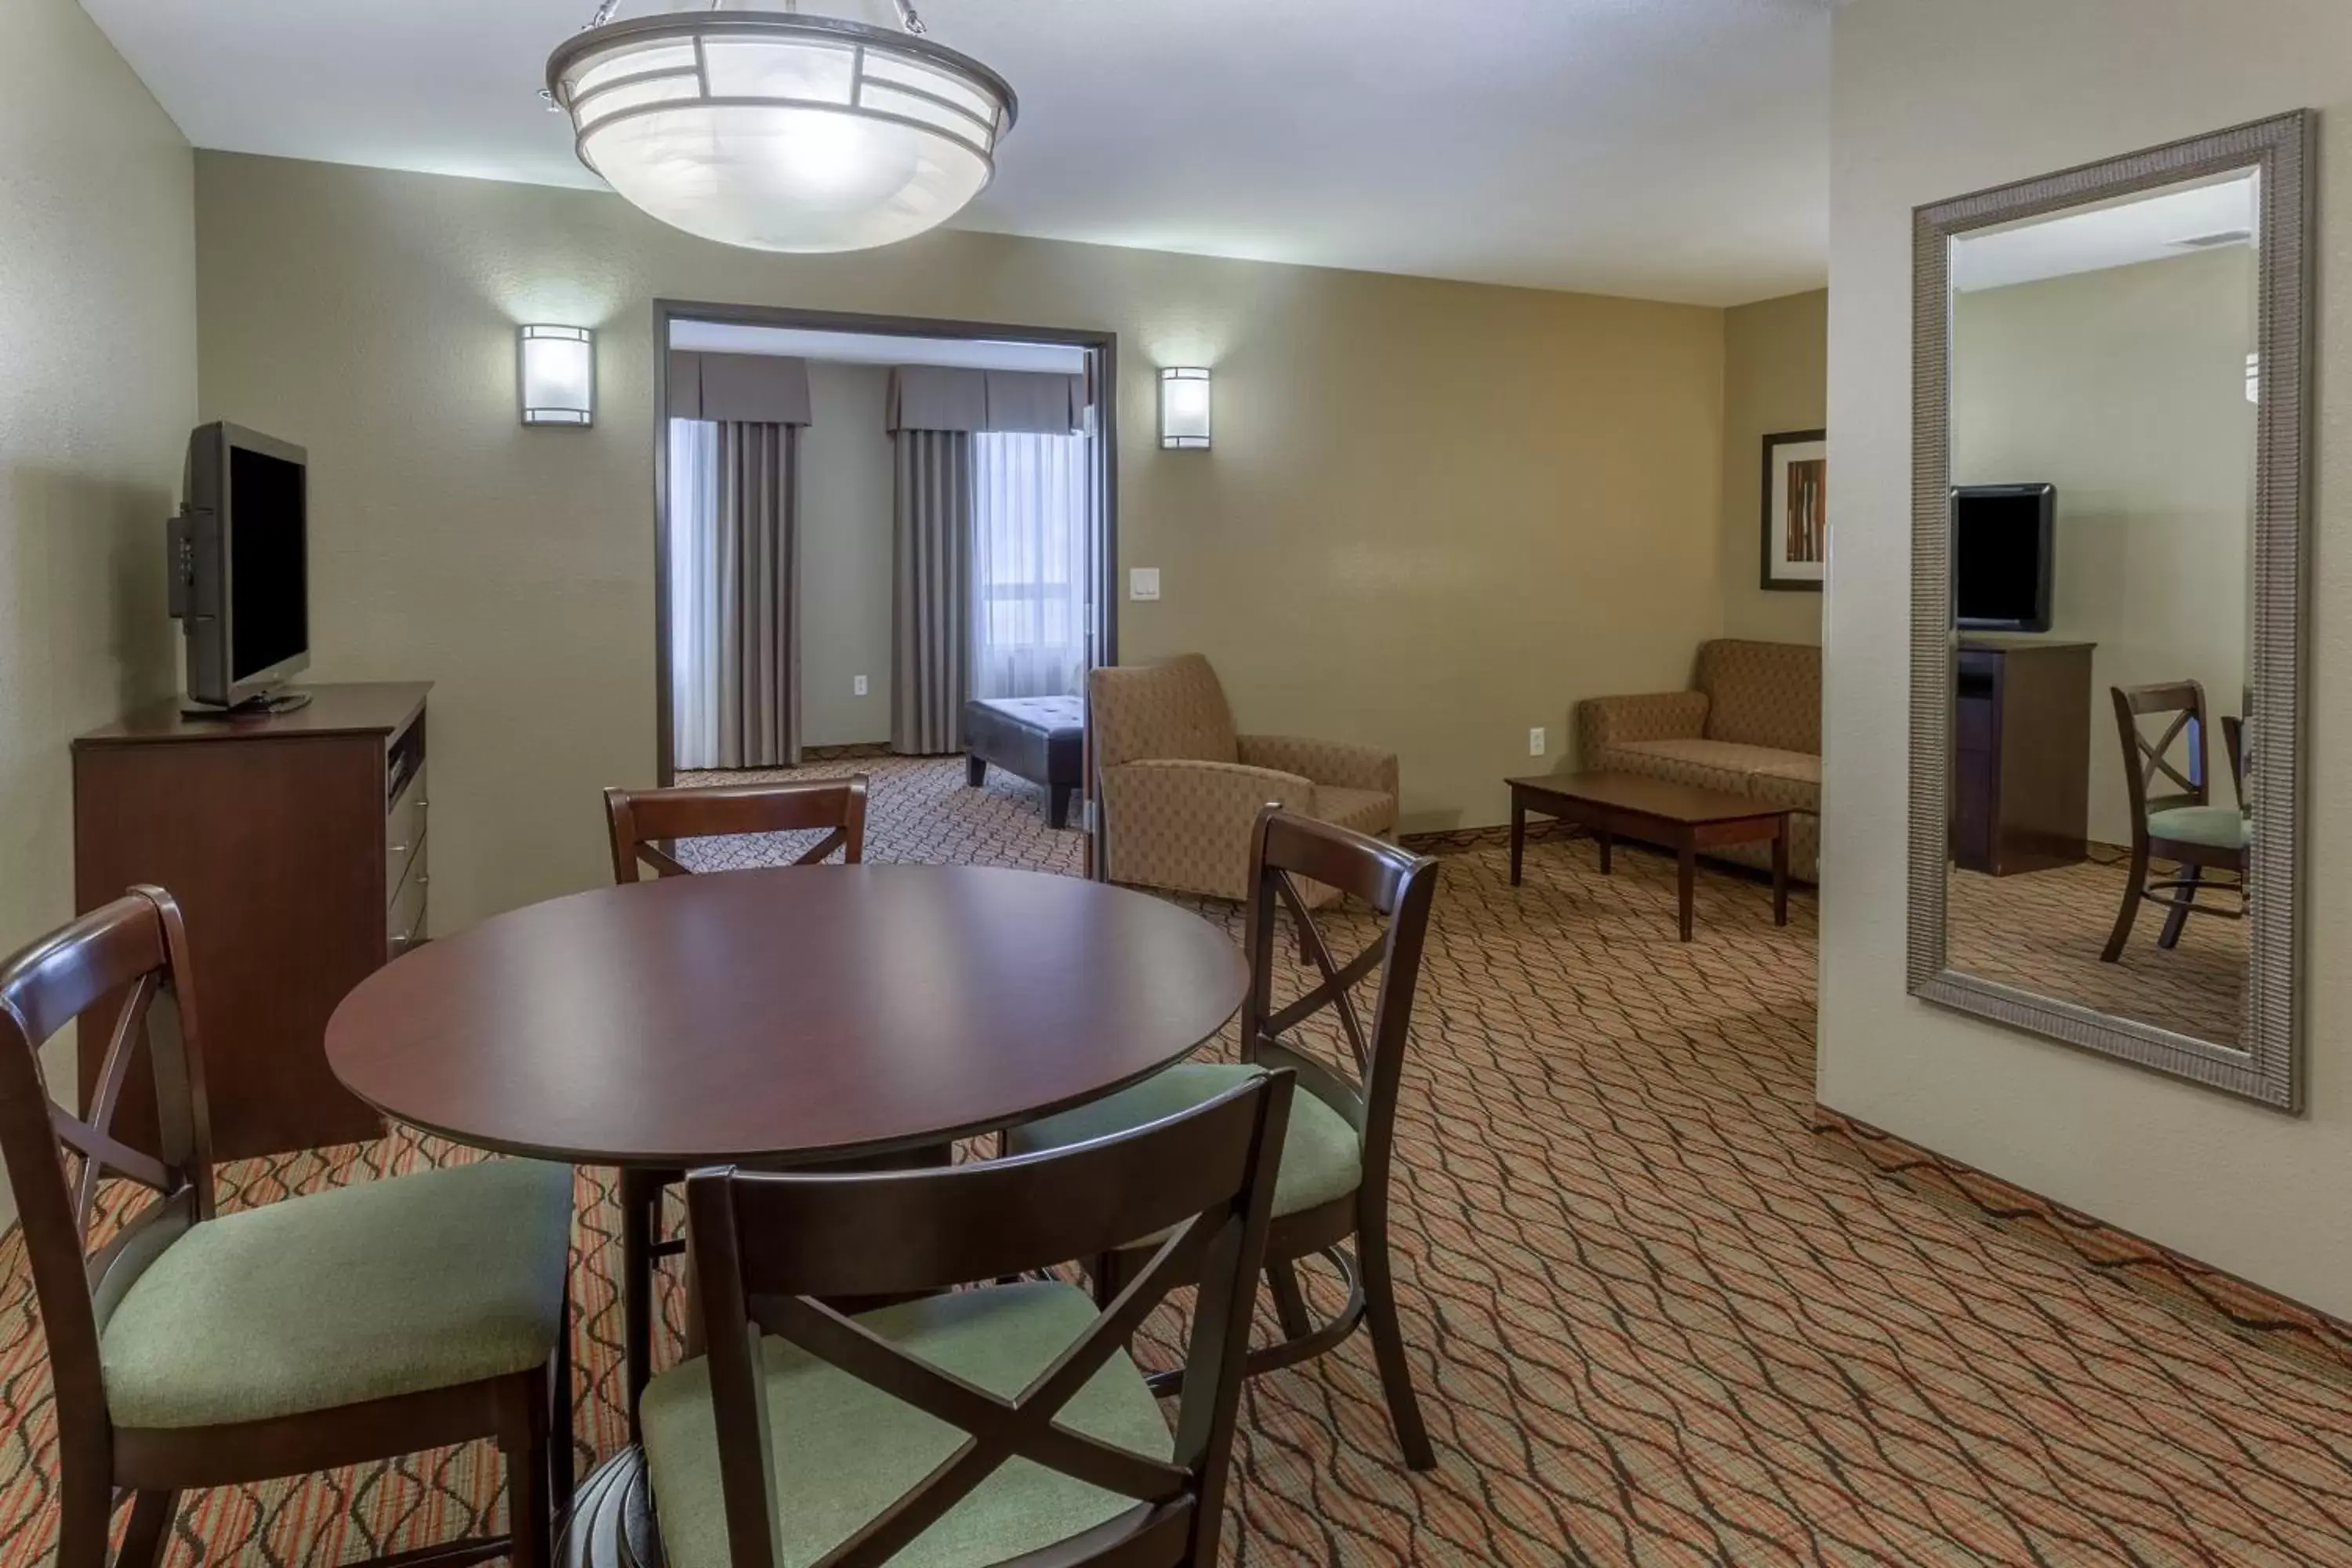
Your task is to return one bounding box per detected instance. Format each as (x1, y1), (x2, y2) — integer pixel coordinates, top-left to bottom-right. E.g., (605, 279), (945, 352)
(2171, 229), (2253, 249)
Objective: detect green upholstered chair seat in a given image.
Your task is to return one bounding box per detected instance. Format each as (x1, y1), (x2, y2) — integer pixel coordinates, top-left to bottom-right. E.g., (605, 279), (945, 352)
(640, 1282), (1172, 1568)
(1007, 1063), (1363, 1220)
(2147, 805), (2250, 851)
(100, 1157), (572, 1430)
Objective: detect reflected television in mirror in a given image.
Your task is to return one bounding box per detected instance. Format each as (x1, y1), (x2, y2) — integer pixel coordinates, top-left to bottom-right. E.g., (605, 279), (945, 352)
(1952, 484), (2056, 633)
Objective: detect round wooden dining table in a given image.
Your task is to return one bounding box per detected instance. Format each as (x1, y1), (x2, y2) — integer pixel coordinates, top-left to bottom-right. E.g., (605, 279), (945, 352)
(325, 862), (1250, 1430)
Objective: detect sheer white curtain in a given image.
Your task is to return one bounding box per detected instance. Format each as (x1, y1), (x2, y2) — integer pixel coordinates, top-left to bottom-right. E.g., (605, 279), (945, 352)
(971, 430), (1091, 700)
(668, 417), (722, 768)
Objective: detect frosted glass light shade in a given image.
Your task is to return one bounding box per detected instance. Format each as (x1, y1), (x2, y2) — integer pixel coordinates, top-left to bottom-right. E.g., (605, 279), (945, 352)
(520, 325), (595, 426)
(1160, 368), (1211, 450)
(548, 13), (1016, 254)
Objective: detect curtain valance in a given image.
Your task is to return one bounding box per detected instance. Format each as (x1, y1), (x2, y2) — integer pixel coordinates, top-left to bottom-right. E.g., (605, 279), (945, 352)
(885, 366), (1085, 434)
(670, 351), (814, 425)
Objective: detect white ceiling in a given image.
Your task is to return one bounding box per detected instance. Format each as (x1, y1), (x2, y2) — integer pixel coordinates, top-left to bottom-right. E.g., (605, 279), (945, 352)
(670, 320), (1087, 371)
(1951, 175), (2259, 292)
(78, 0), (1833, 307)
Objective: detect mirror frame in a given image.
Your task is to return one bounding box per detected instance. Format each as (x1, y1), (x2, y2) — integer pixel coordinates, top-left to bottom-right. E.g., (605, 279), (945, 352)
(1906, 111), (2314, 1111)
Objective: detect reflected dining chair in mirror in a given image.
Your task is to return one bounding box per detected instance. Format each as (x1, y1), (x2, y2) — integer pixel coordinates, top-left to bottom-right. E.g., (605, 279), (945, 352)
(601, 775), (869, 1426)
(2103, 681), (2248, 962)
(561, 1073), (1294, 1568)
(0, 888), (574, 1568)
(1907, 111), (2310, 1105)
(1009, 806), (1443, 1470)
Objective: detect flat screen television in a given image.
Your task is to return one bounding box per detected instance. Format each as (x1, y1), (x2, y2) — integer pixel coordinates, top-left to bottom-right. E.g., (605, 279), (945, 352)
(168, 423), (312, 712)
(1952, 483), (2056, 633)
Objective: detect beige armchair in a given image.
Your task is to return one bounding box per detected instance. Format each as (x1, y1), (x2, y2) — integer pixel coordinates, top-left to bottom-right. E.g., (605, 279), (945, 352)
(1091, 654), (1398, 901)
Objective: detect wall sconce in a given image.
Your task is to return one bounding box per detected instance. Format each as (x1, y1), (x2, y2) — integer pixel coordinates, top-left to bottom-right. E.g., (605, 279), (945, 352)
(519, 325), (595, 426)
(1159, 367), (1211, 450)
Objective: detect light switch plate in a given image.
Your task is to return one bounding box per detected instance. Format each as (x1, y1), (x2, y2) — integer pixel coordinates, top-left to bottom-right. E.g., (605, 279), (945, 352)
(1129, 567), (1162, 601)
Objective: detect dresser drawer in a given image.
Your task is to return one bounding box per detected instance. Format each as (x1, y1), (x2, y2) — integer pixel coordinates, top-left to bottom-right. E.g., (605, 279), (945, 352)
(387, 844), (428, 958)
(387, 763), (428, 902)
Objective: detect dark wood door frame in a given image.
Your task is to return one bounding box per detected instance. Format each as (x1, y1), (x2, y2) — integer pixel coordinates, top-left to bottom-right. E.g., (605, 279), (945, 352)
(650, 299), (1122, 878)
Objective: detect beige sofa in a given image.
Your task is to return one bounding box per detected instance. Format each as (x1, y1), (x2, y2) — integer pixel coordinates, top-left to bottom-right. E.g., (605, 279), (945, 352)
(1092, 655), (1398, 901)
(1576, 640), (1821, 882)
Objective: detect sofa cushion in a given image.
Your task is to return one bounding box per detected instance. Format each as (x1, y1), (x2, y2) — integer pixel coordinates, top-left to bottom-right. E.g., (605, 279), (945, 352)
(1088, 655), (1240, 769)
(1604, 739), (1817, 814)
(1740, 751), (1822, 815)
(1740, 770), (1820, 817)
(1696, 641), (1820, 756)
(1742, 751), (1821, 786)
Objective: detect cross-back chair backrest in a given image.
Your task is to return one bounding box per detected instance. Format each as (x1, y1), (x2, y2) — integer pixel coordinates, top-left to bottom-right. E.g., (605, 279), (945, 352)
(683, 1073), (1294, 1568)
(0, 887), (215, 1438)
(2112, 681), (2212, 827)
(604, 778), (869, 883)
(1238, 808), (1439, 1195)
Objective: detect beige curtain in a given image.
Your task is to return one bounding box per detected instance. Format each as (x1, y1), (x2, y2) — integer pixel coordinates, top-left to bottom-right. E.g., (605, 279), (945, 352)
(697, 422), (800, 768)
(891, 430), (973, 755)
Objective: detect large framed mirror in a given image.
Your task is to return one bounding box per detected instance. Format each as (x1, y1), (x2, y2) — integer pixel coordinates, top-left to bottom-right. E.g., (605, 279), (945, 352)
(1906, 112), (2314, 1109)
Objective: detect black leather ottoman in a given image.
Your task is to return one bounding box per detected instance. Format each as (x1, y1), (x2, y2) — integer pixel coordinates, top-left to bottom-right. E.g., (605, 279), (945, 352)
(964, 695), (1084, 829)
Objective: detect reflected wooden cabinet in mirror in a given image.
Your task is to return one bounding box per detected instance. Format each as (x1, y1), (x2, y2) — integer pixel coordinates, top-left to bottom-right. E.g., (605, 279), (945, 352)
(72, 683), (431, 1156)
(1906, 112), (2312, 1109)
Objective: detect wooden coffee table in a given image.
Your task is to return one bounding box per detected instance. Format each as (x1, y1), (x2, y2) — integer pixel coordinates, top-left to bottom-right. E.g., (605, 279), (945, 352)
(1508, 771), (1791, 941)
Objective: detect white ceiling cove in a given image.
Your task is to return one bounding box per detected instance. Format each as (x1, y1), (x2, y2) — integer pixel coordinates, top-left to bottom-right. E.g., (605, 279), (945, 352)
(78, 0), (1834, 306)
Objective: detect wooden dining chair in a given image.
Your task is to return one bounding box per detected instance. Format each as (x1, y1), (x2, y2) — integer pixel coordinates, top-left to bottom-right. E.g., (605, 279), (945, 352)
(0, 887), (573, 1568)
(1010, 806), (1443, 1470)
(561, 1072), (1294, 1568)
(603, 776), (869, 882)
(601, 775), (869, 1429)
(2102, 681), (2249, 962)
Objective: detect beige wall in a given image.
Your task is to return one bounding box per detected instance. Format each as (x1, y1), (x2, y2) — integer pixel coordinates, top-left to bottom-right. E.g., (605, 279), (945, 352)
(1951, 249), (2256, 845)
(194, 151), (1729, 929)
(1721, 289), (1828, 644)
(793, 360), (895, 750)
(1824, 0), (2352, 1312)
(0, 0), (196, 1220)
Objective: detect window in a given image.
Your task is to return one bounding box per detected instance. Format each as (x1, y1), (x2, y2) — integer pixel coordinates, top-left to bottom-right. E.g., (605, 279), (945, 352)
(971, 430), (1091, 700)
(667, 417), (722, 768)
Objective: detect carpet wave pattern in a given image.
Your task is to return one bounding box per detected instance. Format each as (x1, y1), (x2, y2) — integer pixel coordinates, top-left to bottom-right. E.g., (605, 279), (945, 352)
(2, 754), (2349, 1564)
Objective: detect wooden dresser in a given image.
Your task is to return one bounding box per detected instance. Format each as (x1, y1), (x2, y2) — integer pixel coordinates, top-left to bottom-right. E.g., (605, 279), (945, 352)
(74, 683), (430, 1159)
(1951, 640), (2092, 877)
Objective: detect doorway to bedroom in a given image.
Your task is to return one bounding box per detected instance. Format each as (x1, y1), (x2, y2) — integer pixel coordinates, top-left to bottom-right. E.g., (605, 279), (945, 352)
(653, 304), (1117, 870)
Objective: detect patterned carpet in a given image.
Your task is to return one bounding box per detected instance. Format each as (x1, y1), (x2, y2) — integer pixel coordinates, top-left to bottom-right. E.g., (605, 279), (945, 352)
(1947, 858), (2246, 1047)
(6, 754), (2352, 1565)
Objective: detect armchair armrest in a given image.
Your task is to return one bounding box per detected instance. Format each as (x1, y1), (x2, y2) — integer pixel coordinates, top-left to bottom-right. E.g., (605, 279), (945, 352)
(1236, 735), (1397, 797)
(1098, 760), (1316, 900)
(1104, 758), (1316, 815)
(1576, 691), (1710, 760)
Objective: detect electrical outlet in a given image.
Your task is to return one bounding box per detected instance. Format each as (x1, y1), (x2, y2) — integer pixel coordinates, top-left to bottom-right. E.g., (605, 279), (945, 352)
(1529, 727), (1548, 757)
(853, 674), (869, 697)
(1129, 567), (1162, 601)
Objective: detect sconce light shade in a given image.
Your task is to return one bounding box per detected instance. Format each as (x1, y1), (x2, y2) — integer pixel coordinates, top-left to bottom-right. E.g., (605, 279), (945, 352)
(1160, 367), (1211, 450)
(520, 325), (595, 426)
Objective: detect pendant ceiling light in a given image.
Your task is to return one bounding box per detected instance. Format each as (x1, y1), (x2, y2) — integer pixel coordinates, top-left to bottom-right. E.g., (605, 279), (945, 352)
(546, 0), (1016, 254)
